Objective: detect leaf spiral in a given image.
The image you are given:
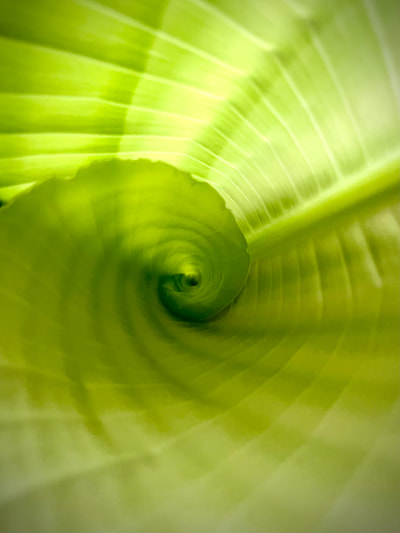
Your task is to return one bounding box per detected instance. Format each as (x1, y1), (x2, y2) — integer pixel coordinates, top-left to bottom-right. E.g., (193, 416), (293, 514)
(0, 0), (399, 531)
(1, 159), (249, 324)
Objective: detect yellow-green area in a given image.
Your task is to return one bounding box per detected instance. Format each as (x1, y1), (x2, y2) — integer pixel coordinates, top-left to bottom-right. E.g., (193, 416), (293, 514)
(0, 0), (399, 532)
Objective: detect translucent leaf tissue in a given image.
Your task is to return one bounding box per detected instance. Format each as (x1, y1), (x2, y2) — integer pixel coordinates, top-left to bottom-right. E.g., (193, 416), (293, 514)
(0, 0), (399, 532)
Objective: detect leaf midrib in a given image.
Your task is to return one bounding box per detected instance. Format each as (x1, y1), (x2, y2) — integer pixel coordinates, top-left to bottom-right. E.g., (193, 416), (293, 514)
(248, 151), (400, 257)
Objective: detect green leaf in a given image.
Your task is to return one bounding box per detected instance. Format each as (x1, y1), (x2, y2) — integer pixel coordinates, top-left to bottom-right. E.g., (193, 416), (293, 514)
(0, 0), (399, 532)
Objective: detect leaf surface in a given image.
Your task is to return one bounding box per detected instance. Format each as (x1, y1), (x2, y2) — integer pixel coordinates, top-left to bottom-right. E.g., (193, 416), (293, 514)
(0, 0), (399, 532)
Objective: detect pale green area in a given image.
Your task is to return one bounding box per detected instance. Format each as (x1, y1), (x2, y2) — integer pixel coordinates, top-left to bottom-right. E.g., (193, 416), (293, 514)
(0, 0), (399, 532)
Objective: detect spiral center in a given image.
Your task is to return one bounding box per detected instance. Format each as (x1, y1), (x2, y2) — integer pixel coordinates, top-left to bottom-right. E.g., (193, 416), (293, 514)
(171, 272), (202, 292)
(183, 273), (200, 288)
